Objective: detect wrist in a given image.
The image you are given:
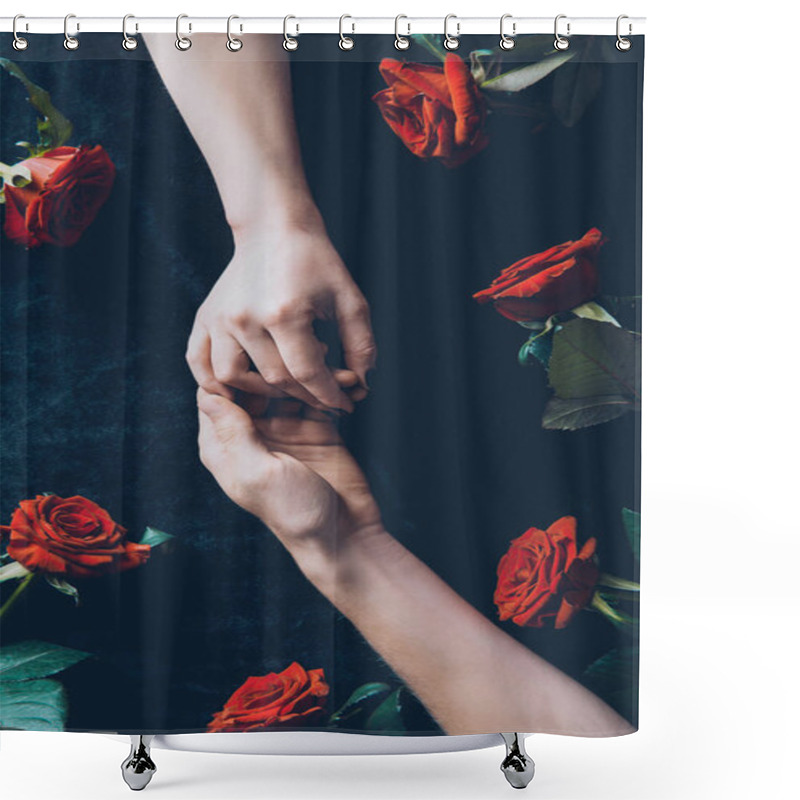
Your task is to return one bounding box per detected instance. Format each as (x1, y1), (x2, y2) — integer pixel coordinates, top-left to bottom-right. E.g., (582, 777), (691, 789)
(284, 523), (392, 600)
(227, 187), (325, 244)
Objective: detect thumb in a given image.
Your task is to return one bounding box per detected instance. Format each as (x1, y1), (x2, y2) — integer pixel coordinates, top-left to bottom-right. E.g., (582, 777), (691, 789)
(335, 294), (377, 390)
(197, 388), (266, 453)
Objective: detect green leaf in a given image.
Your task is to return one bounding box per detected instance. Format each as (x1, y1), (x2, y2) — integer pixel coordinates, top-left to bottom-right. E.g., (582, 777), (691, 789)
(468, 50), (497, 85)
(138, 527), (175, 548)
(0, 560), (32, 583)
(590, 592), (638, 629)
(583, 646), (639, 691)
(552, 59), (603, 127)
(542, 395), (634, 431)
(519, 328), (555, 367)
(0, 678), (68, 731)
(583, 645), (639, 721)
(409, 34), (447, 62)
(0, 58), (73, 155)
(44, 575), (80, 606)
(547, 318), (641, 401)
(570, 301), (621, 327)
(365, 687), (406, 734)
(480, 51), (574, 92)
(621, 508), (641, 561)
(0, 639), (91, 682)
(329, 682), (391, 724)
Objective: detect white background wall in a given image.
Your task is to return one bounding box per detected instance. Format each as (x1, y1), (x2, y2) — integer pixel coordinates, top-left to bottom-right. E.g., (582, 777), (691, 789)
(2, 2), (798, 798)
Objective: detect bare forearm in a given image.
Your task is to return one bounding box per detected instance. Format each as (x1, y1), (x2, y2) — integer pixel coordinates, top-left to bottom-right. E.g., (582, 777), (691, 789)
(143, 32), (320, 236)
(293, 527), (634, 736)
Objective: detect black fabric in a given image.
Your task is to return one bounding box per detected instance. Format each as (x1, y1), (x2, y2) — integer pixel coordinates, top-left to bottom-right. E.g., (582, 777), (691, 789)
(0, 34), (642, 734)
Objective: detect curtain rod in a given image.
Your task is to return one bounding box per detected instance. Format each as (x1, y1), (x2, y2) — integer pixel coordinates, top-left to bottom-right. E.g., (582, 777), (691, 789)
(0, 16), (645, 36)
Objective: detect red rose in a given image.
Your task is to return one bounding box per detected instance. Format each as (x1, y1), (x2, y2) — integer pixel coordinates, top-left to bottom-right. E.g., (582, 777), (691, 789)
(3, 145), (115, 248)
(207, 662), (330, 732)
(372, 54), (488, 167)
(0, 494), (150, 579)
(493, 516), (599, 629)
(473, 228), (606, 321)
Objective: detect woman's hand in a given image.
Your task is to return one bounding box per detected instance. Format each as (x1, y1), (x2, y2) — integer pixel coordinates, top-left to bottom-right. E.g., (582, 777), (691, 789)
(196, 381), (633, 737)
(196, 374), (383, 555)
(188, 217), (376, 413)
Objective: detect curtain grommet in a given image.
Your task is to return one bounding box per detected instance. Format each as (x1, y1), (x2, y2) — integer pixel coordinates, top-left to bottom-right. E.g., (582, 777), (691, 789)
(283, 15), (298, 51)
(63, 13), (80, 51)
(12, 14), (29, 51)
(616, 14), (632, 51)
(122, 14), (138, 51)
(226, 15), (243, 51)
(499, 14), (516, 50)
(443, 13), (460, 50)
(394, 14), (410, 51)
(339, 14), (355, 50)
(554, 14), (570, 51)
(175, 13), (192, 51)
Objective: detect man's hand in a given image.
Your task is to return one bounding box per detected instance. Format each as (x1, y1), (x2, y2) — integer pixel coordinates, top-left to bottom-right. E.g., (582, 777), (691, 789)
(188, 221), (376, 413)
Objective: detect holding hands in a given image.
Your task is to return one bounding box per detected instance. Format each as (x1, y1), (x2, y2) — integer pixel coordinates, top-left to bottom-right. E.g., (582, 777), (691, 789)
(145, 31), (632, 736)
(196, 369), (381, 558)
(189, 220), (376, 412)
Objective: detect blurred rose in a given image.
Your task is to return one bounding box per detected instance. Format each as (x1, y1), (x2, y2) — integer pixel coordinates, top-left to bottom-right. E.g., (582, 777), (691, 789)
(494, 516), (599, 629)
(473, 228), (606, 321)
(207, 662), (330, 732)
(373, 54), (488, 167)
(0, 494), (149, 578)
(3, 145), (115, 248)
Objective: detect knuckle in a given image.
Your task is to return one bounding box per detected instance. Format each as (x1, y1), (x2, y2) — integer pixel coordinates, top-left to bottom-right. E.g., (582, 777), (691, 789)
(263, 372), (294, 390)
(264, 303), (312, 329)
(350, 299), (370, 320)
(292, 366), (322, 385)
(214, 364), (240, 384)
(226, 309), (251, 331)
(196, 375), (215, 390)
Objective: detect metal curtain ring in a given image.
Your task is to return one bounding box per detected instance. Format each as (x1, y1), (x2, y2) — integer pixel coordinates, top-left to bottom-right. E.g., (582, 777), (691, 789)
(283, 15), (298, 51)
(443, 14), (460, 50)
(554, 14), (570, 51)
(499, 14), (515, 50)
(63, 13), (79, 50)
(339, 14), (354, 50)
(122, 14), (138, 50)
(12, 14), (28, 51)
(226, 15), (243, 51)
(175, 14), (192, 50)
(394, 14), (410, 50)
(616, 14), (632, 51)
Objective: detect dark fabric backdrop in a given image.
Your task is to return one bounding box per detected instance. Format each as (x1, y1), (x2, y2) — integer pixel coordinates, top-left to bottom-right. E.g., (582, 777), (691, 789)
(0, 33), (642, 734)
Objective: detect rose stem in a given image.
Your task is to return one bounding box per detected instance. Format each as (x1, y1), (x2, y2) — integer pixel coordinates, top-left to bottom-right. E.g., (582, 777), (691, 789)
(590, 591), (637, 626)
(0, 571), (37, 620)
(596, 573), (640, 592)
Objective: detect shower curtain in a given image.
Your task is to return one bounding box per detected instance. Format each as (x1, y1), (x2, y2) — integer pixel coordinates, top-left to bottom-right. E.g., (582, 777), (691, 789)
(0, 29), (643, 738)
